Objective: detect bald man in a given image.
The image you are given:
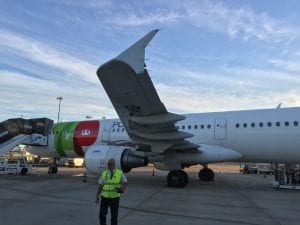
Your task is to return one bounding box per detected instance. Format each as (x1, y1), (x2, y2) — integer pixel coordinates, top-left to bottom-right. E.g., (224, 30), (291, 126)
(95, 159), (127, 225)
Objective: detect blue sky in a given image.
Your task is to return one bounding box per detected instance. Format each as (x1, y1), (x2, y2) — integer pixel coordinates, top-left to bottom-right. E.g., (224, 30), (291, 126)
(1, 0), (300, 122)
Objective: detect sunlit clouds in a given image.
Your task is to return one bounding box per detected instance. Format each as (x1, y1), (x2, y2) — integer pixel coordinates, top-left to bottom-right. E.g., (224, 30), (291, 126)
(1, 0), (300, 121)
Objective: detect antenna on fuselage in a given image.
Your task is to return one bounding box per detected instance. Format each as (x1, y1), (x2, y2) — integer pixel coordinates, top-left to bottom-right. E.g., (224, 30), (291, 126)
(276, 103), (282, 108)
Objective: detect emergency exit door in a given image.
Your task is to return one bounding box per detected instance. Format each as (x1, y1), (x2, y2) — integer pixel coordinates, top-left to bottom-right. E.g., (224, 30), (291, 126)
(214, 118), (227, 140)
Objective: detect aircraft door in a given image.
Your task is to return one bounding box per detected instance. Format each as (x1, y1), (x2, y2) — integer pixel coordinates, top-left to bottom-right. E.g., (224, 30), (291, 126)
(214, 118), (227, 140)
(101, 121), (112, 142)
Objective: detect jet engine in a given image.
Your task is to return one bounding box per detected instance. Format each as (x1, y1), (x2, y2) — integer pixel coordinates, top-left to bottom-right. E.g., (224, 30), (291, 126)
(84, 145), (148, 174)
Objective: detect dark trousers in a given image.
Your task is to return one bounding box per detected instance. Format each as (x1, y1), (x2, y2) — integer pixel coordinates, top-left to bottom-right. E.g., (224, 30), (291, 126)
(99, 196), (120, 225)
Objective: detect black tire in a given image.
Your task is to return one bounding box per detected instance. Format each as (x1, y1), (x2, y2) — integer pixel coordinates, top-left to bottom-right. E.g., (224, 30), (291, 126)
(48, 167), (53, 174)
(199, 168), (214, 182)
(167, 170), (187, 188)
(20, 168), (28, 175)
(178, 170), (189, 186)
(53, 166), (58, 174)
(48, 166), (58, 174)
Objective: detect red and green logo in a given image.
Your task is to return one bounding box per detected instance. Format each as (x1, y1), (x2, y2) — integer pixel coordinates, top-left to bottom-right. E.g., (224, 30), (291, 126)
(52, 120), (100, 157)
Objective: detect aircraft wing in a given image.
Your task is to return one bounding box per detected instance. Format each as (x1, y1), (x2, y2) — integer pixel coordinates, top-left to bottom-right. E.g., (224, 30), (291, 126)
(97, 30), (198, 153)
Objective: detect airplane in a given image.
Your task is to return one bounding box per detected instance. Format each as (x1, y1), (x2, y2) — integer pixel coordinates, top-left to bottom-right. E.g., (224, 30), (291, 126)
(1, 29), (300, 187)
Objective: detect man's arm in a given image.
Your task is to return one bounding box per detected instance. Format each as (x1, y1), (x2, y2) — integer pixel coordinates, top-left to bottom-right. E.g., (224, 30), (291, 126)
(95, 184), (103, 204)
(120, 182), (127, 192)
(120, 173), (128, 192)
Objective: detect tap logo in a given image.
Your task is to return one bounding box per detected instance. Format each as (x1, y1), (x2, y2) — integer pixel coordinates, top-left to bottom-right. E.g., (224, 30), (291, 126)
(81, 129), (91, 136)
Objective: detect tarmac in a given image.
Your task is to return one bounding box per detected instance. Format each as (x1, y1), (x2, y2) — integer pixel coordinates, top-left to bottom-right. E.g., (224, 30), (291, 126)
(1, 165), (300, 225)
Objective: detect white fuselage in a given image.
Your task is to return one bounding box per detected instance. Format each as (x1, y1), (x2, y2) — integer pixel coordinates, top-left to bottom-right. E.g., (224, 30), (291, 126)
(101, 107), (300, 163)
(28, 107), (300, 164)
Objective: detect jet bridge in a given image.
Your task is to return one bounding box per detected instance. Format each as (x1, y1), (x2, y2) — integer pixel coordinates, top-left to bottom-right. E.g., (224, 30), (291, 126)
(0, 118), (53, 156)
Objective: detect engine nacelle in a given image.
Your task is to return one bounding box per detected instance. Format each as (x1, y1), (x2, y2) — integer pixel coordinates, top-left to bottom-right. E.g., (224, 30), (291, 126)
(84, 145), (148, 174)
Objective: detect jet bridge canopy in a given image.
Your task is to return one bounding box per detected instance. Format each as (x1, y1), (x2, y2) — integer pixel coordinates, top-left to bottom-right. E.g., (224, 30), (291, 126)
(0, 118), (53, 156)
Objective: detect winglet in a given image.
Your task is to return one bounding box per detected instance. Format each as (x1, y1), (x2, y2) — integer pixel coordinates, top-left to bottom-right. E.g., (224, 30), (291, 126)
(116, 29), (159, 74)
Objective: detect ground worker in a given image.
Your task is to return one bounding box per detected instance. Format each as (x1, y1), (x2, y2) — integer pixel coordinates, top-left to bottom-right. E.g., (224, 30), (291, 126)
(95, 158), (127, 225)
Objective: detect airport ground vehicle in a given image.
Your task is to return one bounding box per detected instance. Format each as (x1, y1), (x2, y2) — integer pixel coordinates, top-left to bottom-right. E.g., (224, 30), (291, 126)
(240, 163), (258, 174)
(0, 159), (31, 175)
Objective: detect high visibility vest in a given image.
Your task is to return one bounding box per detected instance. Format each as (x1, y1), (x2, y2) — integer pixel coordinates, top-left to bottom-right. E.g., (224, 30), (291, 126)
(101, 169), (123, 198)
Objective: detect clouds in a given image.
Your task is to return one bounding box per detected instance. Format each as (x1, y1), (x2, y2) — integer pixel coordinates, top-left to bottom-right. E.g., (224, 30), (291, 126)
(0, 70), (115, 121)
(77, 0), (299, 43)
(0, 28), (114, 121)
(182, 1), (298, 43)
(1, 1), (300, 122)
(41, 0), (300, 43)
(0, 30), (98, 84)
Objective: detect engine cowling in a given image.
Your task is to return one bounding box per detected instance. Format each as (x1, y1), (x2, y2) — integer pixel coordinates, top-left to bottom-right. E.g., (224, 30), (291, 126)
(84, 145), (148, 174)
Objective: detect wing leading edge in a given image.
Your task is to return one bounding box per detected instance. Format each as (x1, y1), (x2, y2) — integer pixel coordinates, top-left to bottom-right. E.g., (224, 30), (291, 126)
(97, 30), (198, 153)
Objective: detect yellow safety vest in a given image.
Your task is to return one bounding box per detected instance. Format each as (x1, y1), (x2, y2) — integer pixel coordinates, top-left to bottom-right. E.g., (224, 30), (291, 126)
(101, 169), (122, 198)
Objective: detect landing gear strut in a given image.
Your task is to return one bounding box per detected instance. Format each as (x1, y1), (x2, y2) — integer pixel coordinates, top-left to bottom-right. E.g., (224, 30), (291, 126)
(199, 167), (214, 182)
(167, 170), (188, 188)
(48, 158), (58, 174)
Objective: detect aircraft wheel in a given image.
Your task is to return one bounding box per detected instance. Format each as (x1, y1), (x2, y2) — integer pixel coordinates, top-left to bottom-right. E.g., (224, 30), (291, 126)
(167, 170), (188, 188)
(20, 168), (28, 175)
(198, 168), (214, 182)
(48, 166), (58, 174)
(178, 170), (189, 185)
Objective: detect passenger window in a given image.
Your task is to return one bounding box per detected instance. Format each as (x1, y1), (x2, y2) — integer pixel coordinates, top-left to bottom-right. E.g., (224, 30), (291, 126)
(251, 123), (255, 128)
(294, 121), (298, 126)
(122, 128), (124, 132)
(182, 126), (185, 130)
(267, 122), (272, 127)
(194, 125), (198, 129)
(259, 122), (263, 127)
(112, 129), (115, 132)
(276, 122), (280, 127)
(207, 124), (211, 129)
(285, 121), (289, 126)
(235, 123), (239, 128)
(201, 125), (204, 129)
(188, 125), (191, 129)
(117, 129), (120, 132)
(175, 125), (179, 129)
(243, 123), (247, 128)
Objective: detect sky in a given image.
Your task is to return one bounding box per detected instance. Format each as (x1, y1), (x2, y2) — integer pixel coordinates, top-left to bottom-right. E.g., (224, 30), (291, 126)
(1, 0), (300, 122)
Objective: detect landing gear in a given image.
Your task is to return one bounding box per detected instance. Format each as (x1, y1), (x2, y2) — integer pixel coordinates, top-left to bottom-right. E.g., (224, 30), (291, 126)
(48, 165), (58, 174)
(20, 167), (28, 175)
(48, 158), (58, 174)
(167, 170), (189, 188)
(198, 168), (214, 182)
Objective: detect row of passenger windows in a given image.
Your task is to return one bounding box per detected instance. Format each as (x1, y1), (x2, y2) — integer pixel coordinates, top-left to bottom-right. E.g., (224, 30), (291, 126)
(176, 125), (212, 130)
(112, 128), (125, 132)
(177, 120), (299, 130)
(236, 121), (299, 128)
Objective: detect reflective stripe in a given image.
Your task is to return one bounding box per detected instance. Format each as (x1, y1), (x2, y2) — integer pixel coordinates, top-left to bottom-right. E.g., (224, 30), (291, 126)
(103, 182), (121, 185)
(100, 169), (123, 198)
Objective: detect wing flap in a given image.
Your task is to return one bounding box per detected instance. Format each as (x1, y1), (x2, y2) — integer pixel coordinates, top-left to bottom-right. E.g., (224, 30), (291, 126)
(129, 112), (185, 124)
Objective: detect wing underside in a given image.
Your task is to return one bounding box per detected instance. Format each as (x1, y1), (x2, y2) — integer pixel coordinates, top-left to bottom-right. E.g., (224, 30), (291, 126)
(97, 30), (198, 153)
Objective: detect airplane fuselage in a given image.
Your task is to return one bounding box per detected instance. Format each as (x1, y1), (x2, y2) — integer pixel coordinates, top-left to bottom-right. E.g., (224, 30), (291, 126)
(28, 107), (300, 163)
